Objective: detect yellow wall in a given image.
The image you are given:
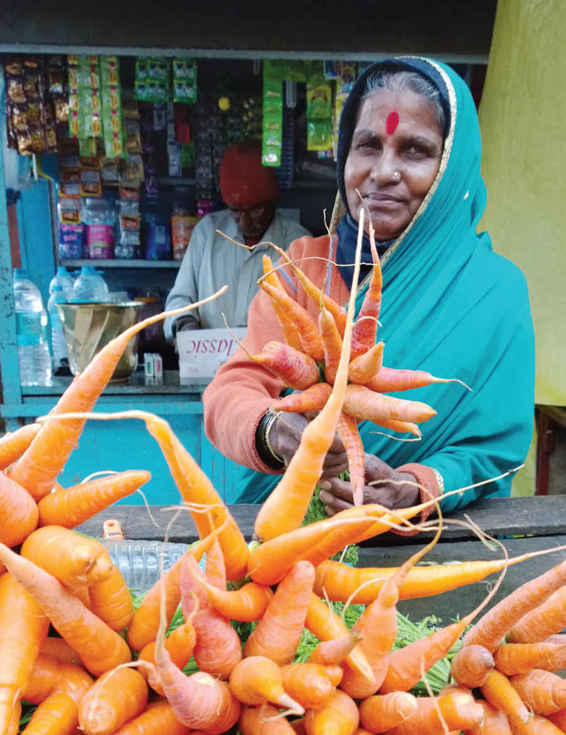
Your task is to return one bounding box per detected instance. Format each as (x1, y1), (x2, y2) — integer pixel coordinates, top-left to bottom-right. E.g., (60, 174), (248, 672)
(479, 0), (566, 408)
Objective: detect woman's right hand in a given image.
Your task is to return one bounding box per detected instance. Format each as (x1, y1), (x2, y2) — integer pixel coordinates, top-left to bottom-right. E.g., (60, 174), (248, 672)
(269, 412), (348, 477)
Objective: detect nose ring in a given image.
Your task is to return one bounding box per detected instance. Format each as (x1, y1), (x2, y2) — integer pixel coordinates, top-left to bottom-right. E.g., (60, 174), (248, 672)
(392, 170), (401, 182)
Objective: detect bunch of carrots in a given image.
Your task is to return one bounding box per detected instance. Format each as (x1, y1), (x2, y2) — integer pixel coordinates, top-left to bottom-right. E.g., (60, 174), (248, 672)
(1, 219), (566, 735)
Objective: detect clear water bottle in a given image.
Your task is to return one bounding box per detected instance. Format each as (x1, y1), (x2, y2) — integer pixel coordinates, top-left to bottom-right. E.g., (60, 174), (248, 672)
(13, 268), (52, 386)
(49, 265), (74, 301)
(100, 540), (188, 591)
(71, 266), (110, 303)
(48, 284), (68, 373)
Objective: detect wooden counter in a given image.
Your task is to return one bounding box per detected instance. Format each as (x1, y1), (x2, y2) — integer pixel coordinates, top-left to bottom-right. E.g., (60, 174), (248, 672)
(79, 495), (566, 623)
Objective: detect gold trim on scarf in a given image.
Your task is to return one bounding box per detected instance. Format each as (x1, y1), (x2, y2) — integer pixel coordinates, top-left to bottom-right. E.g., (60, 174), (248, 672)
(330, 57), (458, 291)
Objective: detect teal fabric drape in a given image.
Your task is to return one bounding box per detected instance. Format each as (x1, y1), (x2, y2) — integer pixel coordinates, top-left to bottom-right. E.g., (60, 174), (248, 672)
(235, 58), (535, 510)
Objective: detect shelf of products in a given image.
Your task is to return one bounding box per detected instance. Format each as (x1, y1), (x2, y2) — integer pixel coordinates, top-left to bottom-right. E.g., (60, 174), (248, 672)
(61, 258), (180, 269)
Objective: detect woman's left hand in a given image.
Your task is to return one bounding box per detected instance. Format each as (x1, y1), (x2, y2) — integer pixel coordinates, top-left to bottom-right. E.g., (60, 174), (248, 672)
(318, 453), (420, 515)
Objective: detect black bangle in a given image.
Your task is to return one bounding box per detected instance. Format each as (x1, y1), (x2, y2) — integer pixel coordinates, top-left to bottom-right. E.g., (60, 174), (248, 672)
(255, 410), (285, 470)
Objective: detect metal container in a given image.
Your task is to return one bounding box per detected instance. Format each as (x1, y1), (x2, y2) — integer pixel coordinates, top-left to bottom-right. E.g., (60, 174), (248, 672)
(56, 301), (144, 382)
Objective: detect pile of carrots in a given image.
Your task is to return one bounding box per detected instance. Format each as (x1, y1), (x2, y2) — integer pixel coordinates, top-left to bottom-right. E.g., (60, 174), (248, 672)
(1, 221), (566, 735)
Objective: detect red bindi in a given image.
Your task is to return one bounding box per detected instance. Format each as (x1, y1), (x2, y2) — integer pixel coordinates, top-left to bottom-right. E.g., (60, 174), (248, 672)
(385, 111), (399, 135)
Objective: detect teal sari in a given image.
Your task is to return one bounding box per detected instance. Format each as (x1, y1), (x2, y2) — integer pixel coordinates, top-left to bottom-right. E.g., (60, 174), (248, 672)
(235, 58), (535, 511)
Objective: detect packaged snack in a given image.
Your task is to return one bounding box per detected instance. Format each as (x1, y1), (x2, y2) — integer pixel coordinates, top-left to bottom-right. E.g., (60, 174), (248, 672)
(58, 223), (84, 259)
(134, 57), (170, 103)
(82, 198), (115, 259)
(171, 204), (197, 261)
(172, 59), (197, 104)
(100, 56), (124, 159)
(262, 61), (283, 167)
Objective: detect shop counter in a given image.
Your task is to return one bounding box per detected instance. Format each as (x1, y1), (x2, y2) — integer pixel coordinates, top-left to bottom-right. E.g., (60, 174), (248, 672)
(78, 495), (565, 623)
(0, 370), (244, 504)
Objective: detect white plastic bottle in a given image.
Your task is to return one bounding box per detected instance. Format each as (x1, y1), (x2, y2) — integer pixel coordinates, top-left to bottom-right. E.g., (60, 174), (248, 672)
(13, 269), (52, 386)
(48, 284), (68, 373)
(48, 265), (74, 301)
(71, 266), (110, 303)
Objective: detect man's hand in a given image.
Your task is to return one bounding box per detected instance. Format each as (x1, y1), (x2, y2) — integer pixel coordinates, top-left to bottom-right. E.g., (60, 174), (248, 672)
(318, 453), (419, 515)
(269, 412), (348, 477)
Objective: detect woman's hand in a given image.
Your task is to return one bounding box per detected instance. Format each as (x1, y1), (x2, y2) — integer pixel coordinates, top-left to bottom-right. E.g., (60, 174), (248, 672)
(269, 412), (348, 477)
(318, 453), (419, 515)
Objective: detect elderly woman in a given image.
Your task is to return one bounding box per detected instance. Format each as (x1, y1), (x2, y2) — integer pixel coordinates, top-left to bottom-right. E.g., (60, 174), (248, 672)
(202, 57), (535, 515)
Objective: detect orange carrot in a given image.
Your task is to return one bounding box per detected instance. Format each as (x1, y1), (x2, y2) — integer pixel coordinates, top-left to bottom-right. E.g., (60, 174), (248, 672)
(510, 669), (566, 716)
(350, 222), (382, 360)
(179, 552), (242, 678)
(251, 341), (320, 390)
(0, 573), (49, 734)
(110, 699), (191, 735)
(40, 637), (82, 666)
(507, 587), (566, 644)
(348, 341), (384, 385)
(127, 534), (216, 651)
(307, 631), (362, 667)
(281, 662), (336, 710)
(450, 644), (495, 688)
(319, 303), (343, 385)
(0, 543), (131, 677)
(336, 411), (365, 505)
(5, 701), (20, 735)
(229, 656), (304, 713)
(254, 209), (365, 542)
(20, 525), (114, 603)
(89, 563), (134, 632)
(313, 555), (538, 604)
(303, 689), (359, 735)
(305, 593), (374, 683)
(261, 243), (348, 336)
(462, 557), (566, 651)
(262, 254), (303, 351)
(468, 701), (512, 735)
(509, 713), (565, 734)
(495, 639), (566, 676)
(8, 298), (223, 500)
(138, 621), (196, 695)
(260, 280), (325, 361)
(0, 422), (40, 470)
(249, 504), (421, 586)
(21, 654), (87, 705)
(480, 669), (531, 724)
(240, 703), (296, 735)
(21, 690), (78, 735)
(341, 523), (442, 699)
(202, 580), (274, 622)
(386, 692), (484, 735)
(271, 382), (332, 413)
(37, 470), (151, 528)
(344, 383), (437, 425)
(78, 666), (148, 735)
(142, 413), (249, 581)
(366, 366), (466, 393)
(53, 661), (93, 704)
(359, 692), (418, 734)
(0, 471), (38, 547)
(244, 561), (315, 665)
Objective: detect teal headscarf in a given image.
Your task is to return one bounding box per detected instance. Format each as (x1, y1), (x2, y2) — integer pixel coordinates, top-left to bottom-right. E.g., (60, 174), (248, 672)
(236, 57), (535, 510)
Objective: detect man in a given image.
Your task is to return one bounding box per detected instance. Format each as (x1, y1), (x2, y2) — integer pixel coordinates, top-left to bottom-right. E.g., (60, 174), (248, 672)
(164, 140), (311, 337)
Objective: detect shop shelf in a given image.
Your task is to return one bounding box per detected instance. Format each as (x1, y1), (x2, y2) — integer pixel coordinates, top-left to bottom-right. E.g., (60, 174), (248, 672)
(61, 259), (180, 269)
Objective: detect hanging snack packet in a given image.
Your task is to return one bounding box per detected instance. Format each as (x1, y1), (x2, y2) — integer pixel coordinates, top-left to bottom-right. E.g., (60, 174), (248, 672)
(172, 59), (197, 104)
(100, 56), (124, 158)
(135, 57), (170, 103)
(262, 60), (283, 167)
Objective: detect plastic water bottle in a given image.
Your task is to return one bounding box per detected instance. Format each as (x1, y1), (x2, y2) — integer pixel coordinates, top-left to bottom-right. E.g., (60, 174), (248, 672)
(48, 265), (74, 301)
(71, 266), (110, 303)
(100, 540), (188, 591)
(13, 269), (52, 386)
(48, 284), (68, 373)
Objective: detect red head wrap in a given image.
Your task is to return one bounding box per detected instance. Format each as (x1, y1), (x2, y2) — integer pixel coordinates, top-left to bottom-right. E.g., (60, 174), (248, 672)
(219, 140), (279, 209)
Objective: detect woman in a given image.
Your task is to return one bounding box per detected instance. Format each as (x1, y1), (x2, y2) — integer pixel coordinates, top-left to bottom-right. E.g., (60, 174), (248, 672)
(202, 57), (535, 515)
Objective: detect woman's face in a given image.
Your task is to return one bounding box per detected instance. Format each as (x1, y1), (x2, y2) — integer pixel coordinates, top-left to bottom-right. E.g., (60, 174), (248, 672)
(344, 88), (444, 241)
